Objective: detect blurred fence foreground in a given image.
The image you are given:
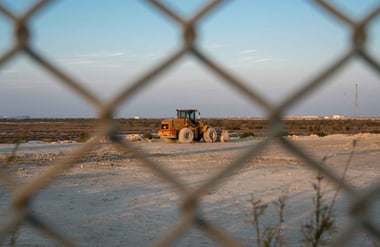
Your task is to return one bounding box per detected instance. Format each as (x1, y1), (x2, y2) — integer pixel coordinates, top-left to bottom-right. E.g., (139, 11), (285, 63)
(1, 1), (380, 246)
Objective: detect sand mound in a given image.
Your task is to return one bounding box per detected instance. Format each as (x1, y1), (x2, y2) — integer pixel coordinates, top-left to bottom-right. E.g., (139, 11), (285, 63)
(125, 134), (146, 142)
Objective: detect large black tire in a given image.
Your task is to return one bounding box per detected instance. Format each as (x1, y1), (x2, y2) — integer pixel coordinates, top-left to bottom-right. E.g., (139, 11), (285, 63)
(203, 127), (217, 143)
(178, 128), (194, 143)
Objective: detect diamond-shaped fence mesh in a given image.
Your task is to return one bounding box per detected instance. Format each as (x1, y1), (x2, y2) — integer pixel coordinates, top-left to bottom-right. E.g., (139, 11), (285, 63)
(0, 0), (380, 246)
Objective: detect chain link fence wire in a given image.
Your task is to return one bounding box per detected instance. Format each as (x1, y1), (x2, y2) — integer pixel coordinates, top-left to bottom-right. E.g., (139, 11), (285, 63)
(1, 0), (380, 246)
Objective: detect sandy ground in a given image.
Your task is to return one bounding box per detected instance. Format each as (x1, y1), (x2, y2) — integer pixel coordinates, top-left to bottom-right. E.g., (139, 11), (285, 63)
(1, 134), (380, 246)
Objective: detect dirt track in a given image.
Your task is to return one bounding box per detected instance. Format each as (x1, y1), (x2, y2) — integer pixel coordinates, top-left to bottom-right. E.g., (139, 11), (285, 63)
(1, 134), (380, 246)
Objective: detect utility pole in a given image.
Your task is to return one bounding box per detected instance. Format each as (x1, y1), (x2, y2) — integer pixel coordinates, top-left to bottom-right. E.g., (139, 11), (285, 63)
(354, 83), (359, 117)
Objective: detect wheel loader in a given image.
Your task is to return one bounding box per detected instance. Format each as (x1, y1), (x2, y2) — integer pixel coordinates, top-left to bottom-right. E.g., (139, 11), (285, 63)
(158, 109), (219, 143)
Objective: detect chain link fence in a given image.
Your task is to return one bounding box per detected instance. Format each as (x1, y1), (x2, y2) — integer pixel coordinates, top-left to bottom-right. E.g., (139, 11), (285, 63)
(1, 0), (380, 246)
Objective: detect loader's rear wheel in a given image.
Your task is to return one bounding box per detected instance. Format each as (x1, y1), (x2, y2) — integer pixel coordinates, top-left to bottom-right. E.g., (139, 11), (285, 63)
(178, 128), (194, 143)
(203, 127), (217, 143)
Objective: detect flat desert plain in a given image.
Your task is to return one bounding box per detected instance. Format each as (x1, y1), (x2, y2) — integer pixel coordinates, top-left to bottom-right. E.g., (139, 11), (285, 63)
(1, 134), (380, 246)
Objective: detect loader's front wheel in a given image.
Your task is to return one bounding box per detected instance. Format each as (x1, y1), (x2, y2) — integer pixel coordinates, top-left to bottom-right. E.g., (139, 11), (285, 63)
(178, 128), (194, 143)
(203, 127), (217, 143)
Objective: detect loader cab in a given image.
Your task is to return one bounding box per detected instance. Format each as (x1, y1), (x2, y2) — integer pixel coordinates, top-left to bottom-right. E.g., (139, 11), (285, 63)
(176, 109), (198, 124)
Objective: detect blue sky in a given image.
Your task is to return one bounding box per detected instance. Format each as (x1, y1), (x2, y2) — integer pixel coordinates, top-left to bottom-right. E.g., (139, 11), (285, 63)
(0, 0), (379, 118)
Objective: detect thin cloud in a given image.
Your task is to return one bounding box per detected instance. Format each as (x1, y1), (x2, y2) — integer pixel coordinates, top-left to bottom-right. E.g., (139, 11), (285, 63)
(62, 50), (167, 68)
(66, 59), (98, 65)
(141, 51), (161, 59)
(77, 51), (126, 58)
(63, 51), (128, 66)
(238, 57), (254, 62)
(239, 49), (256, 54)
(232, 56), (274, 68)
(107, 52), (126, 57)
(204, 43), (226, 50)
(181, 61), (196, 67)
(253, 58), (272, 63)
(0, 69), (17, 74)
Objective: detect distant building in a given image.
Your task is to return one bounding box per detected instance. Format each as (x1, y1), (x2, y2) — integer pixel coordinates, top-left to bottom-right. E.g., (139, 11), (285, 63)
(285, 116), (320, 120)
(324, 115), (346, 120)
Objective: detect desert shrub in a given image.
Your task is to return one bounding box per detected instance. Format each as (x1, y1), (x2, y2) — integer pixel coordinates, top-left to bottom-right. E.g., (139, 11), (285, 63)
(222, 120), (242, 130)
(109, 134), (123, 142)
(240, 131), (254, 138)
(4, 140), (15, 144)
(245, 141), (359, 247)
(301, 175), (335, 247)
(76, 131), (91, 142)
(41, 138), (54, 143)
(2, 142), (20, 166)
(143, 132), (159, 139)
(246, 176), (336, 247)
(312, 132), (327, 137)
(248, 188), (288, 247)
(281, 131), (290, 137)
(15, 131), (28, 143)
(143, 132), (153, 139)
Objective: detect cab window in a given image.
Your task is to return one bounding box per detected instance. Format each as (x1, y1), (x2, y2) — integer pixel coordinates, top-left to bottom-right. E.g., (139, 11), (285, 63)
(189, 112), (195, 122)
